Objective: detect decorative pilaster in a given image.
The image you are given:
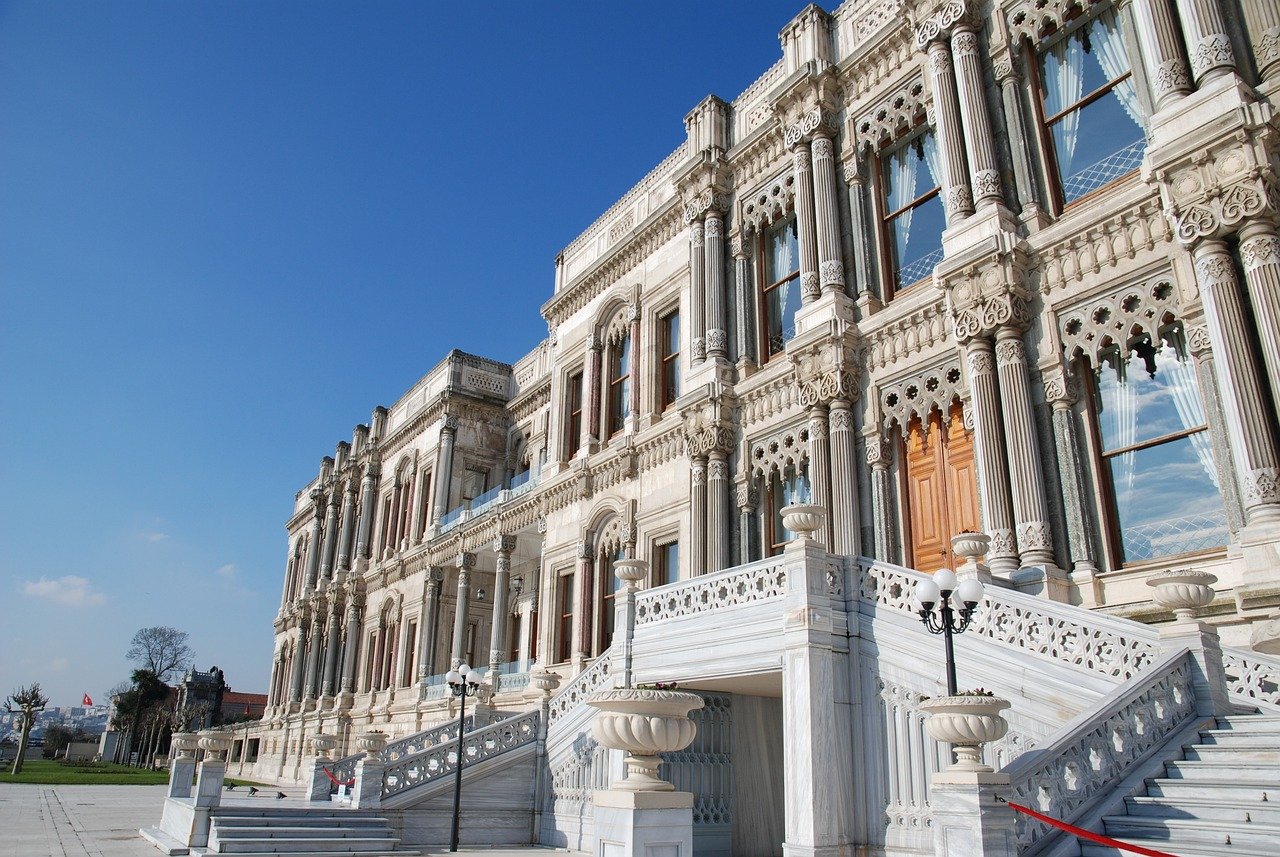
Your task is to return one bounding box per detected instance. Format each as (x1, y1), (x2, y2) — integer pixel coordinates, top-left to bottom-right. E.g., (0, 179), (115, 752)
(1132, 0), (1193, 109)
(1238, 222), (1280, 420)
(924, 38), (974, 221)
(575, 539), (595, 662)
(432, 416), (458, 522)
(829, 399), (860, 557)
(809, 406), (833, 549)
(1239, 0), (1280, 81)
(965, 339), (1019, 575)
(340, 596), (361, 696)
(489, 535), (516, 678)
(1193, 241), (1280, 523)
(992, 57), (1040, 216)
(302, 616), (321, 701)
(843, 158), (875, 302)
(318, 490), (340, 580)
(450, 552), (476, 668)
(321, 603), (343, 697)
(303, 496), (323, 592)
(586, 334), (604, 449)
(993, 328), (1057, 573)
(336, 482), (357, 571)
(736, 481), (759, 565)
(951, 25), (1002, 206)
(690, 456), (708, 576)
(705, 211), (728, 360)
(732, 237), (755, 363)
(417, 567), (444, 684)
(291, 621), (308, 703)
(1044, 375), (1100, 584)
(707, 451), (731, 573)
(811, 135), (846, 295)
(867, 436), (899, 563)
(792, 146), (822, 302)
(1175, 0), (1237, 84)
(630, 309), (642, 416)
(355, 466), (379, 561)
(690, 221), (707, 362)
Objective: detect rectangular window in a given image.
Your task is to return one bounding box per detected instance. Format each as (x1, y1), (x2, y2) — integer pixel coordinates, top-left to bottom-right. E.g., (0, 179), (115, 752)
(1033, 8), (1147, 208)
(565, 370), (584, 459)
(600, 548), (624, 652)
(609, 334), (632, 436)
(401, 621), (417, 687)
(653, 540), (678, 587)
(659, 310), (681, 411)
(1088, 333), (1226, 564)
(759, 216), (801, 360)
(557, 574), (575, 663)
(462, 467), (487, 505)
(879, 129), (945, 292)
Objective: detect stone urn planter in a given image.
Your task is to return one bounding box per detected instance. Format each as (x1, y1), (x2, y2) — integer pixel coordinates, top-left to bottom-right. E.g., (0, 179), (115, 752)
(1148, 569), (1218, 620)
(587, 688), (705, 791)
(951, 532), (991, 561)
(311, 733), (337, 758)
(197, 729), (232, 761)
(919, 694), (1011, 772)
(614, 558), (649, 589)
(780, 504), (826, 540)
(171, 732), (200, 761)
(354, 731), (388, 762)
(527, 664), (562, 699)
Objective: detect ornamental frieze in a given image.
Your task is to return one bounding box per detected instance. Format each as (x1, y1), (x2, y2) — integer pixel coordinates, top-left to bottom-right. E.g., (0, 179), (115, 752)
(1057, 275), (1184, 368)
(748, 423), (811, 479)
(1150, 139), (1280, 246)
(878, 359), (966, 435)
(853, 73), (926, 153)
(912, 0), (967, 49)
(943, 252), (1033, 343)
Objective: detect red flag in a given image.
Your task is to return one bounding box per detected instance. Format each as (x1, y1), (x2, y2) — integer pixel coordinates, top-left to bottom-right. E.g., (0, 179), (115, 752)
(83, 693), (93, 706)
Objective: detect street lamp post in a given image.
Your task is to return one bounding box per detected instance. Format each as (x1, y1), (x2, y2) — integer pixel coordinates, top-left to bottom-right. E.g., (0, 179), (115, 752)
(446, 663), (487, 853)
(913, 569), (985, 695)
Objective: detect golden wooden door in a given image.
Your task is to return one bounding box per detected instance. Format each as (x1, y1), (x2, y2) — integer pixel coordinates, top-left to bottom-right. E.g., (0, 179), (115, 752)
(906, 404), (981, 573)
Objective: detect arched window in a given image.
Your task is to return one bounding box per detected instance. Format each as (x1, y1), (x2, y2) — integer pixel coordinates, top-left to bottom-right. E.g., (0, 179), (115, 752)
(759, 215), (800, 359)
(608, 332), (632, 436)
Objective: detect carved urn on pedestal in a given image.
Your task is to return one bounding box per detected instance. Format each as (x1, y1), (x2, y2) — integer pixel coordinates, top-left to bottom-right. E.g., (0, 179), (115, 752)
(354, 731), (388, 762)
(587, 688), (705, 791)
(170, 732), (200, 761)
(1147, 569), (1218, 620)
(311, 733), (337, 758)
(196, 729), (232, 761)
(780, 504), (826, 540)
(919, 694), (1011, 772)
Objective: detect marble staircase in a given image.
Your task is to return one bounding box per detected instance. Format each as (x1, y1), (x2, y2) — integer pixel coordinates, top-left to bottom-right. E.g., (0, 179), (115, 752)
(1079, 713), (1280, 857)
(204, 808), (416, 855)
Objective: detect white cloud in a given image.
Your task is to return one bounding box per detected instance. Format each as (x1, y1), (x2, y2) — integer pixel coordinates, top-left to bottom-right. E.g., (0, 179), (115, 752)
(50, 658), (69, 672)
(143, 532), (170, 543)
(23, 575), (106, 607)
(215, 564), (236, 578)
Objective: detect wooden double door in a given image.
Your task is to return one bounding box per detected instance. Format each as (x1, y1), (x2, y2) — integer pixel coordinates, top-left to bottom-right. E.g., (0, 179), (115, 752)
(904, 403), (981, 573)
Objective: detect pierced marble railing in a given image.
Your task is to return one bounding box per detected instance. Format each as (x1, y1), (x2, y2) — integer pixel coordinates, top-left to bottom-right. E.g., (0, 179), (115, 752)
(497, 671), (531, 694)
(547, 649), (612, 725)
(1002, 649), (1198, 855)
(327, 750), (363, 788)
(381, 710), (541, 801)
(857, 560), (1162, 681)
(326, 716), (474, 786)
(1223, 646), (1280, 712)
(634, 557), (787, 627)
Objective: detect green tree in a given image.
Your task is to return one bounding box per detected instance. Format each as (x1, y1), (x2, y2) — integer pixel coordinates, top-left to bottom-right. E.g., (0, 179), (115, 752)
(4, 684), (49, 775)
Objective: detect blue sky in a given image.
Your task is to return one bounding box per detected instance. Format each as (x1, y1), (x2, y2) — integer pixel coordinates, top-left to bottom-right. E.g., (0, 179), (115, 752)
(0, 1), (800, 707)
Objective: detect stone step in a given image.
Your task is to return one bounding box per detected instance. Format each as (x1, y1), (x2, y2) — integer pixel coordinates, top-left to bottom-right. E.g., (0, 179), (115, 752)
(1197, 728), (1280, 745)
(1102, 814), (1280, 852)
(1213, 716), (1280, 733)
(1146, 777), (1277, 802)
(211, 826), (396, 840)
(207, 852), (417, 857)
(211, 836), (403, 854)
(1183, 744), (1280, 762)
(1163, 761), (1276, 782)
(212, 816), (391, 828)
(1082, 840), (1270, 857)
(1125, 795), (1280, 824)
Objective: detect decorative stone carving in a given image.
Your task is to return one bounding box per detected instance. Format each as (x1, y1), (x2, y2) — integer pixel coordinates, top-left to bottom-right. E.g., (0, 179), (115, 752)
(780, 503), (826, 539)
(914, 0), (968, 50)
(171, 733), (200, 761)
(1154, 58), (1191, 96)
(972, 168), (1000, 199)
(920, 694), (1011, 772)
(311, 733), (337, 758)
(587, 688), (706, 791)
(528, 664), (562, 699)
(705, 328), (727, 354)
(880, 361), (965, 435)
(355, 730), (388, 761)
(1147, 569), (1217, 620)
(801, 271), (822, 299)
(820, 259), (845, 287)
(951, 287), (1030, 344)
(706, 457), (728, 480)
(689, 221), (705, 248)
(682, 190), (728, 225)
(946, 184), (974, 216)
(1240, 235), (1280, 270)
(740, 170), (797, 233)
(1191, 34), (1235, 77)
(784, 108), (836, 148)
(749, 424), (810, 478)
(614, 558), (648, 589)
(1157, 143), (1278, 244)
(197, 729), (232, 760)
(1244, 468), (1280, 505)
(1058, 276), (1186, 368)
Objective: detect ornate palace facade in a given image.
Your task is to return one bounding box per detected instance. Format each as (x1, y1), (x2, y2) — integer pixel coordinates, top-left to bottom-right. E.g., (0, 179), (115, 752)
(228, 0), (1280, 851)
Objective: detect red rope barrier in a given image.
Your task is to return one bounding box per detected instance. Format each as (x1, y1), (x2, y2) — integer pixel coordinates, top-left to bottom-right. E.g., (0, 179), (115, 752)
(321, 766), (355, 787)
(1004, 800), (1182, 857)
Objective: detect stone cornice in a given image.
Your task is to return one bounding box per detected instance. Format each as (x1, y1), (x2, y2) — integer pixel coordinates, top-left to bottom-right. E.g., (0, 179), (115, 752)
(377, 391), (509, 461)
(509, 379), (551, 424)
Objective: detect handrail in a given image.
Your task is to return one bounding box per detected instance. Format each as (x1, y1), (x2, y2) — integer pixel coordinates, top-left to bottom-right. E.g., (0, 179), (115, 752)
(546, 648), (612, 726)
(1222, 644), (1280, 712)
(634, 556), (788, 627)
(326, 716), (474, 788)
(380, 709), (540, 801)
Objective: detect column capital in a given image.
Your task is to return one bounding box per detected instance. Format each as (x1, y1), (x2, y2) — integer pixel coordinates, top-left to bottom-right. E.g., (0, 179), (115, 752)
(913, 0), (971, 51)
(440, 414), (459, 434)
(455, 551), (476, 570)
(576, 537), (593, 560)
(783, 107), (838, 149)
(493, 535), (517, 555)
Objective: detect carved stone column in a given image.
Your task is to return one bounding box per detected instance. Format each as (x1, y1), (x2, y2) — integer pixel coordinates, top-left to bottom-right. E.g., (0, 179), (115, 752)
(736, 482), (758, 565)
(1238, 222), (1280, 420)
(867, 436), (899, 563)
(630, 309), (642, 417)
(318, 490), (340, 580)
(705, 211), (728, 360)
(1239, 0), (1280, 81)
(586, 334), (603, 449)
(321, 603), (343, 697)
(340, 597), (362, 696)
(574, 540), (594, 662)
(336, 482), (357, 571)
(829, 399), (860, 557)
(1044, 377), (1100, 583)
(808, 406), (833, 549)
(303, 497), (324, 592)
(1194, 240), (1280, 524)
(994, 328), (1058, 574)
(811, 135), (846, 295)
(489, 535), (516, 678)
(450, 552), (476, 668)
(843, 158), (875, 302)
(291, 622), (308, 703)
(690, 220), (707, 363)
(792, 146), (822, 303)
(732, 237), (754, 363)
(1186, 324), (1248, 534)
(690, 456), (708, 576)
(925, 38), (974, 222)
(1132, 0), (1193, 109)
(707, 451), (731, 573)
(992, 57), (1041, 216)
(417, 568), (444, 684)
(432, 416), (458, 523)
(302, 613), (322, 701)
(965, 338), (1019, 575)
(951, 24), (1002, 206)
(355, 466), (379, 561)
(1175, 0), (1237, 84)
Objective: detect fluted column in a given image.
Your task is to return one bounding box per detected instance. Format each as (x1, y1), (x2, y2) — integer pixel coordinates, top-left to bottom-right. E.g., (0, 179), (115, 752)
(574, 541), (594, 661)
(994, 327), (1057, 569)
(1132, 0), (1193, 109)
(417, 568), (444, 683)
(585, 335), (603, 448)
(336, 482), (357, 571)
(302, 616), (322, 700)
(829, 399), (860, 557)
(925, 38), (974, 222)
(1193, 240), (1280, 524)
(1176, 0), (1237, 84)
(690, 221), (707, 363)
(867, 436), (899, 563)
(290, 624), (307, 703)
(705, 211), (728, 360)
(630, 311), (642, 416)
(737, 482), (758, 565)
(1239, 0), (1280, 81)
(450, 553), (476, 668)
(843, 159), (874, 301)
(303, 500), (323, 592)
(966, 338), (1019, 574)
(992, 57), (1041, 214)
(318, 490), (340, 580)
(792, 146), (822, 303)
(808, 406), (833, 549)
(1238, 222), (1280, 420)
(811, 135), (846, 295)
(690, 456), (708, 576)
(707, 450), (731, 572)
(489, 536), (516, 677)
(951, 24), (1002, 206)
(732, 237), (754, 362)
(340, 598), (361, 695)
(432, 417), (458, 523)
(1045, 382), (1099, 579)
(321, 604), (343, 697)
(355, 467), (379, 561)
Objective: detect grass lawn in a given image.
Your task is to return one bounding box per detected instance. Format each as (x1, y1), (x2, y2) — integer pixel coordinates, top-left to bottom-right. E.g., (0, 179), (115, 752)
(0, 758), (267, 787)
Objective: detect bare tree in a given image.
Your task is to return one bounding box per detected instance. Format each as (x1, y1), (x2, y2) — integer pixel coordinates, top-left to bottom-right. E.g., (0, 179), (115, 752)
(126, 626), (194, 682)
(5, 684), (49, 775)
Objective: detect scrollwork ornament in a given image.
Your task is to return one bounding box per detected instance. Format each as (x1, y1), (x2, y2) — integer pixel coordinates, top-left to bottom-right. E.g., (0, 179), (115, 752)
(1219, 183), (1264, 226)
(830, 407), (853, 432)
(1244, 468), (1280, 505)
(1154, 59), (1190, 95)
(967, 348), (995, 375)
(1194, 251), (1236, 288)
(952, 29), (978, 56)
(691, 461), (708, 487)
(866, 436), (889, 467)
(1185, 325), (1213, 357)
(792, 146), (812, 172)
(928, 41), (951, 70)
(995, 337), (1026, 366)
(705, 328), (727, 353)
(692, 336), (706, 361)
(707, 458), (728, 481)
(808, 416), (828, 440)
(820, 259), (845, 286)
(953, 308), (983, 343)
(801, 272), (821, 300)
(811, 136), (834, 160)
(442, 414), (459, 432)
(947, 185), (974, 216)
(1260, 28), (1280, 64)
(988, 527), (1017, 557)
(1175, 205), (1219, 244)
(1017, 521), (1053, 551)
(704, 215), (721, 239)
(973, 169), (1001, 199)
(1240, 235), (1280, 271)
(1192, 34), (1235, 77)
(690, 222), (705, 248)
(992, 57), (1016, 83)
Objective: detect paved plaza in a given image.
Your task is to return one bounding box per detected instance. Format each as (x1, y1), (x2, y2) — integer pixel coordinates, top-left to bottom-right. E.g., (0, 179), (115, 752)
(0, 783), (584, 856)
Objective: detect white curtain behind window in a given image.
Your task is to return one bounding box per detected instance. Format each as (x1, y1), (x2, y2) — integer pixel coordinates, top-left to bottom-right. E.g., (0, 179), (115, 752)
(1161, 349), (1219, 487)
(1044, 35), (1084, 178)
(1091, 11), (1147, 130)
(887, 144), (920, 252)
(1099, 354), (1137, 521)
(921, 131), (943, 198)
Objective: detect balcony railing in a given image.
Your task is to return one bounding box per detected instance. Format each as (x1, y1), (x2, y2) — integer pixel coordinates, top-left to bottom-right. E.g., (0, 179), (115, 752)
(437, 469), (541, 534)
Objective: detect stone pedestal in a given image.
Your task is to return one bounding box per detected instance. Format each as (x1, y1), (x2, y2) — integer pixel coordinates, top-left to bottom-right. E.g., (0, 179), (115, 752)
(194, 759), (226, 809)
(352, 756), (383, 809)
(309, 758), (333, 802)
(167, 757), (197, 800)
(929, 771), (1017, 857)
(592, 790), (695, 857)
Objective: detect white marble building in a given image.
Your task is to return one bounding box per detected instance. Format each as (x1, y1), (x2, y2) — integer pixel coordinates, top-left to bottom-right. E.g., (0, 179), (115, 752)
(218, 1), (1280, 854)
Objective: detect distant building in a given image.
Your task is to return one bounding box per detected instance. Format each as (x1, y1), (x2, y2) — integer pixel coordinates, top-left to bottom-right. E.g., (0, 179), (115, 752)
(173, 666), (265, 729)
(220, 691), (266, 723)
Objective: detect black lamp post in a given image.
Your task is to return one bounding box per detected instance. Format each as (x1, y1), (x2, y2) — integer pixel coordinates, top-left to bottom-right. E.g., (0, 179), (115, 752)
(445, 662), (486, 853)
(913, 568), (985, 695)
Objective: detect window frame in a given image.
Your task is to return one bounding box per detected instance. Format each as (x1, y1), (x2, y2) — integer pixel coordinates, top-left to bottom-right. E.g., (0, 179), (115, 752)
(607, 333), (631, 438)
(756, 213), (801, 363)
(556, 571), (575, 664)
(658, 307), (681, 412)
(564, 368), (584, 460)
(873, 128), (944, 298)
